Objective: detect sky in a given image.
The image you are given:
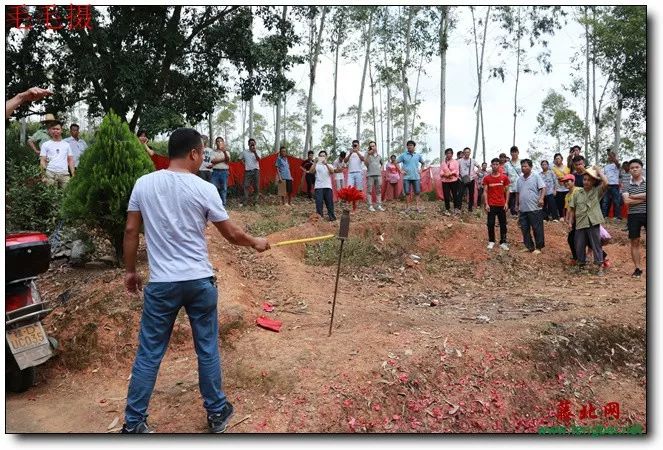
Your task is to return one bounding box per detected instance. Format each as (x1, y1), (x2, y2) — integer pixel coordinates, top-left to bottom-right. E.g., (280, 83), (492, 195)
(245, 5), (610, 163)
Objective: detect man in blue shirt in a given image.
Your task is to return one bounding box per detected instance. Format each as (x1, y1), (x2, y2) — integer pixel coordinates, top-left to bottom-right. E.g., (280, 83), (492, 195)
(275, 145), (293, 206)
(396, 140), (426, 212)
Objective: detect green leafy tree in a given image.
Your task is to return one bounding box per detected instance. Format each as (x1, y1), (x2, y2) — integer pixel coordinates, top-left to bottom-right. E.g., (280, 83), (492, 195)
(62, 111), (154, 261)
(536, 90), (585, 153)
(591, 6), (646, 125)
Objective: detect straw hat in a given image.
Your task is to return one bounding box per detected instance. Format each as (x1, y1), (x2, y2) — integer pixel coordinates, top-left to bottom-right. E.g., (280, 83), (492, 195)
(584, 167), (600, 180)
(40, 113), (62, 126)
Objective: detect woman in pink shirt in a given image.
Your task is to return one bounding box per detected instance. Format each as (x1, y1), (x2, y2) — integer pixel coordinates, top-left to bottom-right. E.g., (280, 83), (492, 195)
(384, 154), (401, 201)
(440, 148), (461, 214)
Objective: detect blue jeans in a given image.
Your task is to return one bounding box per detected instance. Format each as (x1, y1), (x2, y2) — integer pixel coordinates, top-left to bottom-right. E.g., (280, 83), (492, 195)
(601, 185), (622, 219)
(348, 172), (363, 190)
(519, 210), (545, 251)
(124, 277), (228, 427)
(403, 179), (421, 195)
(211, 169), (229, 206)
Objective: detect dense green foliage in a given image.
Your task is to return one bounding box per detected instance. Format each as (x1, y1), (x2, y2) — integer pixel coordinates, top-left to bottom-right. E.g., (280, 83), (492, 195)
(62, 112), (154, 258)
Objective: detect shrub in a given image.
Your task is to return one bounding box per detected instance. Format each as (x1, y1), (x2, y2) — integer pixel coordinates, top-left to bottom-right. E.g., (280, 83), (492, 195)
(62, 111), (154, 260)
(5, 160), (64, 234)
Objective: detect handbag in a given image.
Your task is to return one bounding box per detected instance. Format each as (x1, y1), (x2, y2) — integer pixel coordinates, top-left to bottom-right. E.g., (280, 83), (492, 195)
(599, 225), (612, 245)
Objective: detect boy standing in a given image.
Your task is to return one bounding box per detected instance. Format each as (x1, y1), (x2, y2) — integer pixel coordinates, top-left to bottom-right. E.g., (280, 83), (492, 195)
(483, 158), (511, 250)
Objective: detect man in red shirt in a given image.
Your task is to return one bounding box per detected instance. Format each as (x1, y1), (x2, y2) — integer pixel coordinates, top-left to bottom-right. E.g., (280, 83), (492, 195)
(483, 158), (511, 250)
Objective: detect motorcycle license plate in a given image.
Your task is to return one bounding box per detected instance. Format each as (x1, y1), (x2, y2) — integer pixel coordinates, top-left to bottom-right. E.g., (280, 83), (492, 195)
(6, 322), (49, 354)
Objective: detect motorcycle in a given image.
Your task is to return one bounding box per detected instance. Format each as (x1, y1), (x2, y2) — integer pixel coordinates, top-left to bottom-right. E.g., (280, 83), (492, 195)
(5, 233), (55, 393)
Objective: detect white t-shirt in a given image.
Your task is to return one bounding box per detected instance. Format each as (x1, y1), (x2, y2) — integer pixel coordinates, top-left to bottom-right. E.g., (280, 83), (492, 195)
(314, 163), (334, 189)
(332, 159), (346, 181)
(127, 170), (230, 282)
(347, 152), (364, 173)
(40, 140), (73, 174)
(199, 147), (214, 171)
(64, 137), (88, 167)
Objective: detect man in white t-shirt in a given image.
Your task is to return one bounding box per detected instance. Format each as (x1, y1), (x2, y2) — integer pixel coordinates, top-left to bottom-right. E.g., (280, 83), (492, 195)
(121, 128), (269, 434)
(64, 123), (88, 168)
(198, 135), (214, 182)
(39, 121), (75, 188)
(307, 150), (336, 221)
(344, 139), (365, 189)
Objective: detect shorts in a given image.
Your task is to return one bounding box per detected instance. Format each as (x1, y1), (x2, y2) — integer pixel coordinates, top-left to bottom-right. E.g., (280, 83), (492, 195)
(403, 179), (421, 195)
(627, 213), (646, 239)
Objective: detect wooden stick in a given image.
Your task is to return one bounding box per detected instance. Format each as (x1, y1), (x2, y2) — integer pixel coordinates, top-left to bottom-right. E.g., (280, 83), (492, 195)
(272, 234), (335, 247)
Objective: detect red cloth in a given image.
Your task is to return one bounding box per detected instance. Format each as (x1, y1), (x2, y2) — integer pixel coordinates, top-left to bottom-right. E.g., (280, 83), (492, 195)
(256, 316), (282, 332)
(150, 154), (170, 170)
(483, 173), (510, 207)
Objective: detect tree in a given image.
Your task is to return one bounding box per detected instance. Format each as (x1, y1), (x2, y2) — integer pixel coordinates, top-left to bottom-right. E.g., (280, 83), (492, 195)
(591, 6), (646, 124)
(436, 6), (452, 163)
(535, 90), (585, 152)
(471, 6), (491, 161)
(329, 6), (349, 155)
(491, 6), (565, 146)
(354, 7), (376, 140)
(302, 6), (328, 157)
(215, 99), (239, 143)
(6, 6), (299, 136)
(62, 111), (154, 261)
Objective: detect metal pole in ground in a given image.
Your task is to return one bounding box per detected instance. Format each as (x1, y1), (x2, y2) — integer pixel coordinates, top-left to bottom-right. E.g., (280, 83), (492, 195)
(329, 209), (350, 336)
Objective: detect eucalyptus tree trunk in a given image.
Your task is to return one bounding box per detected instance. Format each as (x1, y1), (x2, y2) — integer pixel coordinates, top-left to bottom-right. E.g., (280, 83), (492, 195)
(613, 96), (622, 154)
(410, 52), (424, 136)
(439, 5), (449, 163)
(332, 21), (341, 154)
(584, 7), (591, 152)
(511, 8), (522, 147)
(369, 54), (378, 145)
(304, 7), (328, 156)
(357, 10), (374, 140)
(401, 6), (415, 145)
(471, 6), (490, 159)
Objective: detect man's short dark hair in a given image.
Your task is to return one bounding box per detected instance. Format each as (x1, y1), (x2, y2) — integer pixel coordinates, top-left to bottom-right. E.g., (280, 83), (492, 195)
(463, 147), (471, 152)
(307, 150), (314, 155)
(216, 136), (224, 142)
(248, 138), (256, 145)
(318, 150), (327, 157)
(70, 123), (79, 130)
(444, 148), (453, 155)
(339, 151), (347, 158)
(491, 158), (500, 164)
(499, 153), (507, 159)
(168, 128), (202, 159)
(629, 158), (643, 168)
(553, 152), (563, 160)
(571, 145), (581, 151)
(407, 140), (416, 147)
(510, 146), (519, 154)
(520, 159), (532, 168)
(572, 155), (585, 163)
(352, 139), (360, 145)
(279, 146), (286, 151)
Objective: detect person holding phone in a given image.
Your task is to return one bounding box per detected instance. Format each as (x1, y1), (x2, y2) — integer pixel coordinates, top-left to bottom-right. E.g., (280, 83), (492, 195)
(308, 150), (336, 221)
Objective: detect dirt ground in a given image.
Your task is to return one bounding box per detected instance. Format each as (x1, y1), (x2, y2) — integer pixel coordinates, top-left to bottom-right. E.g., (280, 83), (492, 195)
(5, 197), (647, 433)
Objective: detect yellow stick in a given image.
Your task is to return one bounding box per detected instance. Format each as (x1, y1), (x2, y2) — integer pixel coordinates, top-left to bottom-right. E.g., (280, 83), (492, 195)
(272, 234), (336, 247)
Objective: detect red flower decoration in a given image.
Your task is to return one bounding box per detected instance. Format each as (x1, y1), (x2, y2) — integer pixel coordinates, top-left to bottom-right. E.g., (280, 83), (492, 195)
(337, 186), (365, 211)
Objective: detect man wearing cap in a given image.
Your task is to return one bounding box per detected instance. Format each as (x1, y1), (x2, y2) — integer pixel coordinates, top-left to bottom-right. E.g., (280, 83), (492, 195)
(28, 113), (60, 156)
(64, 123), (88, 168)
(39, 119), (75, 188)
(567, 166), (608, 275)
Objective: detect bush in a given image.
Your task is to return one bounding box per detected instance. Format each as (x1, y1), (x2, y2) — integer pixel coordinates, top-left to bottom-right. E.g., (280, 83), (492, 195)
(62, 111), (154, 260)
(5, 160), (64, 234)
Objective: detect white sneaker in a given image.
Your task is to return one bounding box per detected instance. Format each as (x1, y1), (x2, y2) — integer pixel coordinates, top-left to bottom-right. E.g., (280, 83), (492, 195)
(377, 205), (385, 211)
(500, 243), (509, 251)
(487, 242), (495, 250)
(533, 249), (542, 255)
(368, 205), (376, 212)
(553, 219), (559, 223)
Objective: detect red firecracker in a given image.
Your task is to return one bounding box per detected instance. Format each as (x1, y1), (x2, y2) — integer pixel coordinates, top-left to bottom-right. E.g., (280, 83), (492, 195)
(337, 186), (365, 211)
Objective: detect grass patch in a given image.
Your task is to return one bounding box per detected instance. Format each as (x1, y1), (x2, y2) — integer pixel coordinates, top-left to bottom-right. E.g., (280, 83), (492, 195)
(523, 321), (645, 380)
(305, 238), (380, 267)
(246, 214), (301, 236)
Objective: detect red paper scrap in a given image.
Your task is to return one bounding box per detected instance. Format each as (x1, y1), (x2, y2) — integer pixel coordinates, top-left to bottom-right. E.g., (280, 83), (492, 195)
(262, 302), (274, 312)
(256, 316), (282, 332)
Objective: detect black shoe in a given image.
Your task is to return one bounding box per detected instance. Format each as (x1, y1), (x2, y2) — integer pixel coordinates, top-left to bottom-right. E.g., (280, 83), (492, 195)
(120, 421), (152, 433)
(208, 402), (234, 433)
(632, 268), (643, 278)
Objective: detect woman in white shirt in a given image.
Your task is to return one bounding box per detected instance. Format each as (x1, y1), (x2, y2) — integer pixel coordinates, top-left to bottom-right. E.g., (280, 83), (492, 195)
(308, 150), (337, 221)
